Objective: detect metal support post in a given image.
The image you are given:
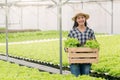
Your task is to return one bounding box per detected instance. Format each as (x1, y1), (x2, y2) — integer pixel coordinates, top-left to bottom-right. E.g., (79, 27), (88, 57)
(5, 0), (9, 61)
(58, 0), (62, 74)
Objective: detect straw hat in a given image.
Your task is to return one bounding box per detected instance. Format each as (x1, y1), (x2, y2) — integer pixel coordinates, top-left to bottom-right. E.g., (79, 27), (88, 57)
(72, 12), (89, 21)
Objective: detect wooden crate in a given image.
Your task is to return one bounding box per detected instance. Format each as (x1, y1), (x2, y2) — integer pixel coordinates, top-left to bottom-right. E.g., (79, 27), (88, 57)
(66, 48), (99, 64)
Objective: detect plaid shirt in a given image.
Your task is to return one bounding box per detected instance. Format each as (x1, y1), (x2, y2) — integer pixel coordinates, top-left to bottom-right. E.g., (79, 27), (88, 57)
(68, 27), (95, 45)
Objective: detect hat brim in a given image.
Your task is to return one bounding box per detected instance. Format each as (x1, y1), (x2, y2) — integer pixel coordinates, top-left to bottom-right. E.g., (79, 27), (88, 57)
(72, 13), (89, 21)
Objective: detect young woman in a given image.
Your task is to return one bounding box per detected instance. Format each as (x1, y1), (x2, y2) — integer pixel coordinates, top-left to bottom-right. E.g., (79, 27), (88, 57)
(68, 12), (96, 77)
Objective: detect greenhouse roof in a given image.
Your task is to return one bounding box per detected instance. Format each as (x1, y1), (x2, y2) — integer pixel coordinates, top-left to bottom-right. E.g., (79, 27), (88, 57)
(0, 0), (119, 7)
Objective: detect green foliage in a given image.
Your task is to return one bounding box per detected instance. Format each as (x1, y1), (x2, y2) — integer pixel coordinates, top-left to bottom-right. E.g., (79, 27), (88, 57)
(0, 30), (68, 43)
(0, 33), (5, 43)
(0, 31), (120, 77)
(64, 38), (100, 49)
(64, 38), (80, 47)
(91, 35), (120, 77)
(0, 27), (5, 30)
(85, 40), (100, 49)
(0, 60), (104, 80)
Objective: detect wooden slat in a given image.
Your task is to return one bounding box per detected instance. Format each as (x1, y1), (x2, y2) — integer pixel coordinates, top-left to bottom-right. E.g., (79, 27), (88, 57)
(68, 53), (98, 57)
(69, 58), (98, 63)
(66, 47), (99, 63)
(67, 48), (98, 53)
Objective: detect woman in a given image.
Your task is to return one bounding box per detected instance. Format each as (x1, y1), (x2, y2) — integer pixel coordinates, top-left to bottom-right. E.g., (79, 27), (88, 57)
(68, 12), (96, 77)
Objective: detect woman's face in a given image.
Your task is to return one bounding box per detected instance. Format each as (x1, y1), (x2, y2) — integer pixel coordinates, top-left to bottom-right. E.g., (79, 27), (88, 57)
(76, 15), (86, 26)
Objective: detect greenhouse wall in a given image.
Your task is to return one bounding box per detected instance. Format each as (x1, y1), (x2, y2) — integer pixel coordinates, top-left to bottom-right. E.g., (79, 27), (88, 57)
(0, 0), (120, 34)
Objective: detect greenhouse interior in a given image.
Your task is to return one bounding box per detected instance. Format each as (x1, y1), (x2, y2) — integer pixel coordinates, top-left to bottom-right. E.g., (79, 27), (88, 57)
(0, 0), (120, 80)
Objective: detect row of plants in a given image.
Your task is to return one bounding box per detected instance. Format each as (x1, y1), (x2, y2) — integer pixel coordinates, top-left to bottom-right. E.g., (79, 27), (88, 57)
(0, 27), (5, 30)
(0, 31), (120, 77)
(0, 31), (119, 75)
(0, 60), (104, 80)
(0, 30), (105, 43)
(0, 31), (68, 43)
(92, 35), (120, 77)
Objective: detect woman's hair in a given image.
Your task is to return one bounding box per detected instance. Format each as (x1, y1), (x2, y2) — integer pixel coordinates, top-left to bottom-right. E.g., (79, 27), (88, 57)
(73, 21), (87, 28)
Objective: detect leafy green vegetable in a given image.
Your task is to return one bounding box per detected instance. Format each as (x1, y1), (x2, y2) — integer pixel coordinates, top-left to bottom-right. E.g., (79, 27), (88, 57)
(0, 60), (105, 80)
(64, 38), (100, 49)
(85, 40), (100, 49)
(64, 38), (80, 47)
